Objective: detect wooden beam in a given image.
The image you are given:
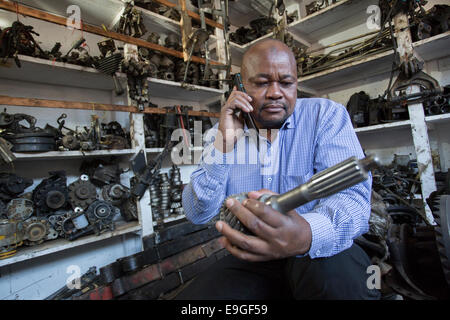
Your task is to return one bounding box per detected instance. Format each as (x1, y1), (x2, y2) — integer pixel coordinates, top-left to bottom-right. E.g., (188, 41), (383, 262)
(0, 0), (223, 66)
(0, 95), (220, 118)
(153, 0), (224, 30)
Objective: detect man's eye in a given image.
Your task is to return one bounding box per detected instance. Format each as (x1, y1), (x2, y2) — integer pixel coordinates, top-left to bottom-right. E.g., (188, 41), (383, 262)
(281, 82), (294, 87)
(255, 82), (268, 86)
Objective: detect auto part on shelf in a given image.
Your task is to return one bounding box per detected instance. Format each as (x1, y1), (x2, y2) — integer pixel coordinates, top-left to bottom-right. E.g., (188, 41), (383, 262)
(0, 219), (24, 259)
(7, 132), (57, 152)
(0, 137), (15, 165)
(117, 2), (147, 38)
(219, 155), (377, 233)
(306, 0), (339, 16)
(410, 5), (450, 42)
(121, 57), (152, 111)
(229, 17), (277, 45)
(86, 200), (119, 235)
(102, 183), (129, 206)
(6, 198), (34, 221)
(119, 197), (138, 222)
(0, 173), (33, 202)
(0, 21), (46, 67)
(68, 175), (98, 210)
(80, 160), (123, 187)
(96, 40), (124, 96)
(32, 171), (69, 215)
(22, 217), (51, 246)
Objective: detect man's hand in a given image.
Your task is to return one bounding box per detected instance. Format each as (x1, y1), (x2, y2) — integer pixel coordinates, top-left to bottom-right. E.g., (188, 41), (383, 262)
(214, 86), (253, 153)
(216, 189), (312, 261)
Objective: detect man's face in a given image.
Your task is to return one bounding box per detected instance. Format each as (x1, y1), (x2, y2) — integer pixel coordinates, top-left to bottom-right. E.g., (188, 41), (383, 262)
(242, 47), (298, 129)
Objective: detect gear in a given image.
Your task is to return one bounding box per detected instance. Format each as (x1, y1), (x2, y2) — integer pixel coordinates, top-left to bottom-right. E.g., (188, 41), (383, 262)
(431, 195), (450, 286)
(86, 200), (118, 233)
(68, 175), (97, 210)
(102, 183), (129, 206)
(32, 171), (69, 215)
(219, 192), (250, 233)
(22, 217), (50, 246)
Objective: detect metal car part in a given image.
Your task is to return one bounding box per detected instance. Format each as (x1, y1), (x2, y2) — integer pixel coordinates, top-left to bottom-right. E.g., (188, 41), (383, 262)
(32, 171), (69, 215)
(68, 175), (98, 210)
(86, 200), (119, 234)
(6, 198), (34, 220)
(219, 156), (377, 233)
(22, 217), (50, 246)
(102, 183), (129, 206)
(0, 219), (24, 258)
(431, 195), (450, 285)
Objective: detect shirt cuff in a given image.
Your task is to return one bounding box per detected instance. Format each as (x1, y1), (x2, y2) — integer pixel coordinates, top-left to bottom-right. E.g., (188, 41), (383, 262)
(300, 212), (335, 259)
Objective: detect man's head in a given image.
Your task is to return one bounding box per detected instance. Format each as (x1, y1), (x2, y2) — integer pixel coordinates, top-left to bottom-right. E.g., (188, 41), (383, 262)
(241, 38), (298, 129)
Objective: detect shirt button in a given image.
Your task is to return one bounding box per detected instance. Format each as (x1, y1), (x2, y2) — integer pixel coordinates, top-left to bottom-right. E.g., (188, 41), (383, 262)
(316, 250), (321, 255)
(268, 177), (272, 182)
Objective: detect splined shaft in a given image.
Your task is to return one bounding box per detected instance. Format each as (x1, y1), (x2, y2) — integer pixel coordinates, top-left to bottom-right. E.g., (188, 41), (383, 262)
(258, 155), (377, 214)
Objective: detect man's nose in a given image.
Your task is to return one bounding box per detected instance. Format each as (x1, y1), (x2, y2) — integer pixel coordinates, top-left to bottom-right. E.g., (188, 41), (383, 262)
(266, 82), (282, 100)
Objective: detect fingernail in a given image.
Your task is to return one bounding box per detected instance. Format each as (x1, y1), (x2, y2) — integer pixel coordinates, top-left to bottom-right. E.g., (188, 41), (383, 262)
(242, 199), (249, 206)
(216, 222), (223, 232)
(226, 198), (234, 207)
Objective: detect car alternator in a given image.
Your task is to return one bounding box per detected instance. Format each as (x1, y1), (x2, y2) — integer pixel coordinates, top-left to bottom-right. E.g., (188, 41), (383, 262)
(68, 175), (98, 210)
(0, 219), (24, 259)
(86, 200), (119, 234)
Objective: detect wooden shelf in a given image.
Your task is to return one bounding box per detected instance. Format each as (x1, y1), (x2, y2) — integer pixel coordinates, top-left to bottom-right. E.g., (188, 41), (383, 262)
(0, 55), (225, 102)
(12, 149), (137, 161)
(0, 221), (141, 267)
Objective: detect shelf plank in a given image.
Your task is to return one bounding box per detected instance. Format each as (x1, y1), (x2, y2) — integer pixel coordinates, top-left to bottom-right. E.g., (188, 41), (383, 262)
(0, 221), (141, 267)
(153, 214), (186, 226)
(12, 149), (137, 161)
(414, 31), (450, 61)
(0, 55), (225, 103)
(288, 0), (378, 43)
(425, 113), (450, 124)
(354, 120), (411, 133)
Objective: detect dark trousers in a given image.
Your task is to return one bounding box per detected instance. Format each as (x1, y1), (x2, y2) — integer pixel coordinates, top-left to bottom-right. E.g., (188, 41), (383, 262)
(175, 243), (381, 300)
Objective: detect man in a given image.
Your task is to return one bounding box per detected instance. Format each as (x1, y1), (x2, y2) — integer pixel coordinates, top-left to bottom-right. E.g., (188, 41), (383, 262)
(176, 39), (380, 300)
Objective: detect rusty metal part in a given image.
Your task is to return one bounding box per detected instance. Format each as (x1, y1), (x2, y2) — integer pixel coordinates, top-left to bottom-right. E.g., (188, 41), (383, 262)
(32, 171), (69, 215)
(6, 198), (34, 220)
(68, 175), (98, 210)
(86, 200), (119, 234)
(22, 217), (50, 246)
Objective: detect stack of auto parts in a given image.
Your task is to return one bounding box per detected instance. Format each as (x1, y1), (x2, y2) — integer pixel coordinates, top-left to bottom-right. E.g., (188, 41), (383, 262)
(116, 2), (147, 38)
(0, 162), (138, 259)
(229, 17), (277, 45)
(121, 57), (153, 111)
(45, 220), (227, 300)
(0, 110), (58, 152)
(169, 165), (184, 217)
(134, 0), (181, 21)
(410, 4), (450, 42)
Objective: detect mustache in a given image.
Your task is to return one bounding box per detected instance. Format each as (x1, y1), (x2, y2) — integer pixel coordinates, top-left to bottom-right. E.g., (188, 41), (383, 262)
(260, 102), (288, 111)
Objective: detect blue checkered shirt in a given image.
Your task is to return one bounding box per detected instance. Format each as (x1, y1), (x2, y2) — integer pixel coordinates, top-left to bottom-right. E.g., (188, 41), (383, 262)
(182, 98), (372, 258)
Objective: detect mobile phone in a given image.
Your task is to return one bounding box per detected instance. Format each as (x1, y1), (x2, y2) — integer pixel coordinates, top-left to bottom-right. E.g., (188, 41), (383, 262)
(233, 73), (259, 151)
(233, 73), (258, 132)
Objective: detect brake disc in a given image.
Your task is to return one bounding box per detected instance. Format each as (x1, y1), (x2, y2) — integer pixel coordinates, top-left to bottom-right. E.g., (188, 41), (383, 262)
(68, 175), (98, 210)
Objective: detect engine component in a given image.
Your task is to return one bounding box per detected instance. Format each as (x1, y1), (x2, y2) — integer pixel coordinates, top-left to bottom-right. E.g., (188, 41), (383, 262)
(32, 171), (69, 215)
(6, 198), (34, 221)
(61, 134), (80, 150)
(0, 173), (33, 202)
(116, 2), (147, 38)
(121, 57), (152, 111)
(22, 217), (50, 246)
(7, 132), (57, 152)
(120, 197), (138, 222)
(0, 137), (16, 165)
(68, 175), (98, 210)
(0, 219), (24, 259)
(102, 183), (129, 206)
(219, 156), (377, 233)
(96, 48), (124, 96)
(86, 200), (119, 234)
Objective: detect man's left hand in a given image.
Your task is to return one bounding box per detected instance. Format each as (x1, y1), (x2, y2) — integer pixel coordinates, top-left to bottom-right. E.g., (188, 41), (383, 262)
(216, 189), (312, 261)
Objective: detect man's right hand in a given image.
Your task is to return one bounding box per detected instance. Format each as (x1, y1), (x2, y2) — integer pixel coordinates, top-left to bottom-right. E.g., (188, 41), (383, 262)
(214, 86), (254, 153)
